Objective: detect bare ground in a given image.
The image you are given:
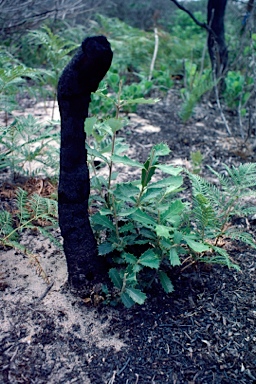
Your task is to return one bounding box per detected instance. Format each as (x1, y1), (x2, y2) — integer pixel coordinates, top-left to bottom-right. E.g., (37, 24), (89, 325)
(1, 89), (256, 384)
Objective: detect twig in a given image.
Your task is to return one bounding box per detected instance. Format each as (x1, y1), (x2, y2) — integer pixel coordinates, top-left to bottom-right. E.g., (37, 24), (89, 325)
(213, 71), (232, 137)
(238, 99), (245, 140)
(108, 370), (116, 384)
(34, 281), (54, 305)
(169, 0), (215, 36)
(149, 27), (159, 81)
(117, 357), (130, 376)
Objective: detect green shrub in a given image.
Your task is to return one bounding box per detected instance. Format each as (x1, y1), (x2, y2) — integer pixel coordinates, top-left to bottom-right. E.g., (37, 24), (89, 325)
(84, 92), (256, 307)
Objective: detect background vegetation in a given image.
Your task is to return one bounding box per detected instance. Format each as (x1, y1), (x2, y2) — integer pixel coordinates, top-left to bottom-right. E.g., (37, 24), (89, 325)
(0, 0), (256, 305)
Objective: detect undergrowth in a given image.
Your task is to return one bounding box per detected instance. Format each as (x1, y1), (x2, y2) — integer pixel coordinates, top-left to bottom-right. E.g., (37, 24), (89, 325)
(0, 21), (256, 306)
(85, 87), (256, 307)
(0, 187), (60, 282)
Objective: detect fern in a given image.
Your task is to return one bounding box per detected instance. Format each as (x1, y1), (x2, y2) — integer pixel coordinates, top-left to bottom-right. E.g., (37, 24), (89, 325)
(227, 231), (256, 249)
(29, 194), (58, 224)
(0, 115), (60, 177)
(0, 188), (60, 281)
(223, 163), (256, 189)
(180, 64), (213, 122)
(188, 172), (223, 210)
(188, 162), (256, 257)
(200, 246), (240, 270)
(192, 193), (218, 240)
(0, 210), (14, 238)
(15, 187), (30, 224)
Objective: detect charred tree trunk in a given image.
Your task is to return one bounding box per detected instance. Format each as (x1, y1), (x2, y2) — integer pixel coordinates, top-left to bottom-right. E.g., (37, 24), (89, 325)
(207, 0), (228, 78)
(57, 36), (113, 290)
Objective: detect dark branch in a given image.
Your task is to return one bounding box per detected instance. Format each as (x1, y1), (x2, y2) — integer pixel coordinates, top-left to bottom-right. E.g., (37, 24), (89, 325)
(169, 0), (213, 34)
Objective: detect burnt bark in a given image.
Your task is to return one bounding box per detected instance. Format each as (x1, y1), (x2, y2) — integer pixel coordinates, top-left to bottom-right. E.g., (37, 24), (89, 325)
(57, 36), (113, 290)
(207, 0), (228, 77)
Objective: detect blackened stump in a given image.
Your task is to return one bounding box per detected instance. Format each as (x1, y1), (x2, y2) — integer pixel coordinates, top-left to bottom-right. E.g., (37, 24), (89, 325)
(57, 36), (113, 290)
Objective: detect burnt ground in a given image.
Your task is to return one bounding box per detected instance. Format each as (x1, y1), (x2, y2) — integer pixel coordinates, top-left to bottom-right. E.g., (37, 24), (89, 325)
(1, 89), (256, 384)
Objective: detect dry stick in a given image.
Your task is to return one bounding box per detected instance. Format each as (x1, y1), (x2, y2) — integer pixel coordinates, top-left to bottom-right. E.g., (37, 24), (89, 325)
(117, 357), (130, 376)
(213, 70), (232, 137)
(148, 27), (159, 81)
(238, 99), (245, 140)
(107, 370), (116, 384)
(34, 281), (54, 305)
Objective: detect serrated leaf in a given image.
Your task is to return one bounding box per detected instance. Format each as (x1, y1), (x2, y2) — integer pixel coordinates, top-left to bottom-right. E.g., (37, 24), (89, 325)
(141, 164), (156, 187)
(105, 118), (123, 133)
(122, 252), (137, 264)
(86, 145), (109, 163)
(109, 268), (123, 289)
(174, 231), (183, 244)
(149, 176), (183, 190)
(98, 242), (113, 255)
(155, 164), (183, 175)
(155, 224), (170, 239)
(118, 222), (134, 234)
(152, 143), (170, 156)
(121, 292), (135, 308)
(158, 271), (174, 293)
(117, 207), (137, 217)
(161, 200), (185, 222)
(140, 187), (163, 203)
(84, 117), (97, 136)
(169, 248), (181, 266)
(126, 287), (147, 305)
(113, 183), (140, 202)
(111, 154), (143, 168)
(130, 209), (156, 227)
(91, 212), (115, 231)
(184, 236), (211, 253)
(138, 249), (160, 269)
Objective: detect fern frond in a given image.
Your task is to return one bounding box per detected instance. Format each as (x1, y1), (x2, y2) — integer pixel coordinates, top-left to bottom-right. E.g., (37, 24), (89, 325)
(0, 210), (14, 237)
(207, 166), (233, 190)
(15, 188), (30, 224)
(227, 230), (256, 249)
(223, 163), (256, 189)
(29, 194), (58, 222)
(192, 193), (218, 239)
(188, 172), (223, 209)
(201, 246), (240, 270)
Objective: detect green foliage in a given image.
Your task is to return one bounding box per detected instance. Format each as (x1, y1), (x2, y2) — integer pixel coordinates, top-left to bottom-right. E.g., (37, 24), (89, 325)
(188, 163), (256, 259)
(190, 150), (203, 174)
(86, 88), (256, 306)
(0, 115), (60, 178)
(167, 10), (208, 71)
(26, 26), (78, 118)
(223, 70), (253, 110)
(90, 14), (202, 81)
(180, 61), (213, 122)
(90, 75), (154, 117)
(0, 52), (46, 118)
(28, 25), (78, 89)
(169, 10), (205, 40)
(0, 16), (255, 306)
(0, 187), (60, 281)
